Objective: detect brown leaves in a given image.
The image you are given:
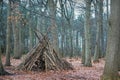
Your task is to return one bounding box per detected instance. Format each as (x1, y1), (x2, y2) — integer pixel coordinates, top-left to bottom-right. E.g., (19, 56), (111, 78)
(0, 56), (105, 80)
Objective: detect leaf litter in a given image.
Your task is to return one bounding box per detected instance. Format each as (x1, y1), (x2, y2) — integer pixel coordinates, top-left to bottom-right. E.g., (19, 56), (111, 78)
(0, 56), (105, 80)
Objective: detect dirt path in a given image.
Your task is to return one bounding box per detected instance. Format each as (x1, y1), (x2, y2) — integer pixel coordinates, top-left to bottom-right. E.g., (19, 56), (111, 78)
(0, 57), (105, 80)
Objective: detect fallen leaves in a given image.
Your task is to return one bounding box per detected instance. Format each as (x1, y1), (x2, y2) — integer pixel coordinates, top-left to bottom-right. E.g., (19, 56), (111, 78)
(0, 56), (105, 80)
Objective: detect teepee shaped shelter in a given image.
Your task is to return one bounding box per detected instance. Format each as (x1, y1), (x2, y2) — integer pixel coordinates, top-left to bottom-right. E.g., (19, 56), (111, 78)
(17, 31), (73, 71)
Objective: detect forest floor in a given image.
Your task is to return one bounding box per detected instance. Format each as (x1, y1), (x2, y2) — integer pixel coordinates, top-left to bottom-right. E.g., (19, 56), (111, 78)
(0, 56), (105, 80)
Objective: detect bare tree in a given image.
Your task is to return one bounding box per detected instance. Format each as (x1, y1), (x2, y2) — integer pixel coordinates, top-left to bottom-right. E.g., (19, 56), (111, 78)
(93, 0), (104, 62)
(101, 0), (120, 79)
(84, 0), (92, 67)
(0, 0), (9, 75)
(48, 0), (59, 53)
(5, 0), (11, 66)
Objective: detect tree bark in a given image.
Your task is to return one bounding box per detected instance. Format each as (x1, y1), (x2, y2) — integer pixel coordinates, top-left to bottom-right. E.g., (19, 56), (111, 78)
(81, 35), (85, 64)
(84, 0), (92, 67)
(48, 0), (59, 53)
(118, 48), (120, 71)
(29, 25), (33, 50)
(99, 0), (104, 58)
(101, 0), (120, 79)
(5, 0), (11, 66)
(76, 31), (79, 54)
(0, 1), (9, 75)
(19, 23), (22, 57)
(93, 1), (100, 62)
(0, 51), (6, 75)
(104, 0), (109, 57)
(68, 20), (73, 57)
(12, 21), (20, 59)
(0, 49), (10, 75)
(12, 2), (21, 59)
(60, 1), (65, 56)
(36, 17), (41, 43)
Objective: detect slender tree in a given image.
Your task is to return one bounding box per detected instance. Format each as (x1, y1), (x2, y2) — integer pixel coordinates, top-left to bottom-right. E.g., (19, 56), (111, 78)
(93, 0), (100, 62)
(63, 0), (74, 57)
(0, 0), (9, 75)
(84, 0), (92, 67)
(28, 21), (33, 50)
(48, 0), (59, 53)
(12, 1), (21, 59)
(93, 0), (104, 62)
(99, 0), (104, 58)
(0, 51), (8, 75)
(81, 33), (85, 64)
(59, 0), (65, 56)
(28, 0), (33, 50)
(5, 0), (11, 66)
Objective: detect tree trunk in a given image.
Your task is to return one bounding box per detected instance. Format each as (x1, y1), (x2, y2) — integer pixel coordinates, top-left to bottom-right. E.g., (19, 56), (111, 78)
(76, 31), (79, 55)
(5, 0), (11, 66)
(36, 17), (41, 43)
(12, 2), (21, 59)
(59, 0), (67, 56)
(118, 48), (120, 71)
(93, 1), (99, 62)
(99, 0), (104, 58)
(94, 25), (100, 62)
(29, 26), (33, 50)
(66, 31), (69, 56)
(93, 1), (100, 62)
(93, 0), (104, 62)
(68, 20), (73, 57)
(60, 6), (65, 57)
(101, 0), (120, 79)
(12, 22), (20, 59)
(48, 0), (59, 53)
(84, 0), (92, 67)
(104, 0), (109, 57)
(0, 51), (6, 75)
(0, 49), (10, 75)
(0, 1), (9, 75)
(81, 35), (85, 64)
(19, 23), (22, 57)
(61, 23), (65, 57)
